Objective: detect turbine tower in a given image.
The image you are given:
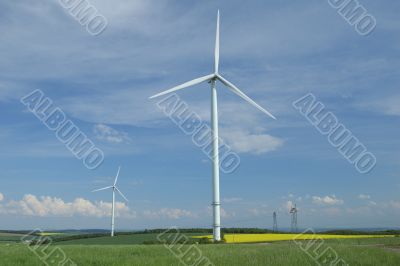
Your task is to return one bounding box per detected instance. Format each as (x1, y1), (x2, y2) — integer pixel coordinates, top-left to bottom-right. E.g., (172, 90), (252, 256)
(290, 204), (298, 233)
(92, 166), (129, 237)
(150, 10), (276, 241)
(273, 211), (278, 232)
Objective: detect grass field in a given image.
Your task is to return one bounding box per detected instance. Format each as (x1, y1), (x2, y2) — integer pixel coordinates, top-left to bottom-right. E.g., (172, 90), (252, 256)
(56, 233), (206, 245)
(0, 237), (399, 265)
(0, 233), (399, 265)
(0, 232), (26, 243)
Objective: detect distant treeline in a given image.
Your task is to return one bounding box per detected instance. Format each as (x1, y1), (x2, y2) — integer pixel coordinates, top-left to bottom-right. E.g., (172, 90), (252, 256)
(319, 229), (400, 235)
(116, 228), (275, 235)
(0, 230), (36, 235)
(128, 228), (400, 235)
(29, 233), (110, 245)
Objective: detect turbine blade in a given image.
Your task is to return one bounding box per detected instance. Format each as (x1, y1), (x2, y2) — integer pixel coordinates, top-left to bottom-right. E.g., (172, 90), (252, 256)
(149, 74), (215, 99)
(215, 10), (220, 73)
(115, 187), (129, 202)
(114, 166), (121, 186)
(217, 75), (276, 120)
(92, 186), (113, 192)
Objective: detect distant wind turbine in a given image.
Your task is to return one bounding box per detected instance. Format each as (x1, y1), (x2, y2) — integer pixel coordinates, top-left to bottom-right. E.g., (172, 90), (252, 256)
(150, 10), (276, 241)
(92, 166), (128, 237)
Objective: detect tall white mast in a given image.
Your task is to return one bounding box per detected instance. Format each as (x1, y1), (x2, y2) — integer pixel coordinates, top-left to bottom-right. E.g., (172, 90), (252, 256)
(111, 187), (116, 237)
(149, 10), (276, 242)
(211, 79), (221, 241)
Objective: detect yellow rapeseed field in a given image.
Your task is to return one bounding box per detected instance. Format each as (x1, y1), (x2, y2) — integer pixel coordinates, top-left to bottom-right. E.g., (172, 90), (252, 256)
(37, 232), (64, 236)
(194, 233), (394, 243)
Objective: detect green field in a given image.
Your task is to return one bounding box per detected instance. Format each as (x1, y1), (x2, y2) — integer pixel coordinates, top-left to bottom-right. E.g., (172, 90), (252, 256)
(0, 234), (399, 265)
(56, 233), (206, 245)
(0, 232), (26, 243)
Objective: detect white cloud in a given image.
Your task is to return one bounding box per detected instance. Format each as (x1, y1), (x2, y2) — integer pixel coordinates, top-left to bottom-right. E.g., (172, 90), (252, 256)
(286, 200), (294, 212)
(358, 194), (371, 200)
(0, 194), (225, 221)
(222, 197), (243, 203)
(297, 197), (303, 202)
(0, 194), (135, 218)
(248, 205), (270, 217)
(0, 193), (3, 202)
(0, 194), (230, 222)
(312, 195), (344, 206)
(143, 208), (194, 220)
(323, 207), (342, 216)
(93, 124), (132, 144)
(346, 206), (372, 216)
(357, 95), (400, 117)
(206, 206), (235, 219)
(222, 129), (284, 154)
(220, 208), (236, 218)
(389, 201), (400, 210)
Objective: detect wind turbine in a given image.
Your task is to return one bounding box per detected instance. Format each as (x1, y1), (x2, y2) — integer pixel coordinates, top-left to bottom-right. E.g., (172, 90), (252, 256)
(92, 166), (129, 237)
(150, 10), (276, 241)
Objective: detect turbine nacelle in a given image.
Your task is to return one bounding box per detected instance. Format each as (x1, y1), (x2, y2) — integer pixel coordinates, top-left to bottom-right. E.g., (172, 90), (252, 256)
(150, 73), (276, 120)
(92, 166), (129, 202)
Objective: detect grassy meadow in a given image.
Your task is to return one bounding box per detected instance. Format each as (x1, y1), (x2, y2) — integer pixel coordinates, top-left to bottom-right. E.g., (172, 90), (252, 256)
(56, 233), (205, 245)
(0, 232), (28, 243)
(0, 238), (399, 265)
(0, 232), (399, 265)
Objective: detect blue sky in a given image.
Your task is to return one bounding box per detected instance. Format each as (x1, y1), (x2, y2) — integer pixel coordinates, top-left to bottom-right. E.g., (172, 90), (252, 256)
(0, 0), (399, 230)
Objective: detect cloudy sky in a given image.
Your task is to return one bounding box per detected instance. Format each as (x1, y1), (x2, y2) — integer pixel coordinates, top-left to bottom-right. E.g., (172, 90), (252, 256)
(0, 0), (399, 230)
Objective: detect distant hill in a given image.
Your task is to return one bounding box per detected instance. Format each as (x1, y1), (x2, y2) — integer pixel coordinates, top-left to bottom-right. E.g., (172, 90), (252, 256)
(47, 229), (110, 234)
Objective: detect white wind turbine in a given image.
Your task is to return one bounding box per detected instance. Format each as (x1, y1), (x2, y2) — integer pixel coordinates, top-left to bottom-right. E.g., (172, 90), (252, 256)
(150, 10), (276, 241)
(92, 166), (129, 237)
